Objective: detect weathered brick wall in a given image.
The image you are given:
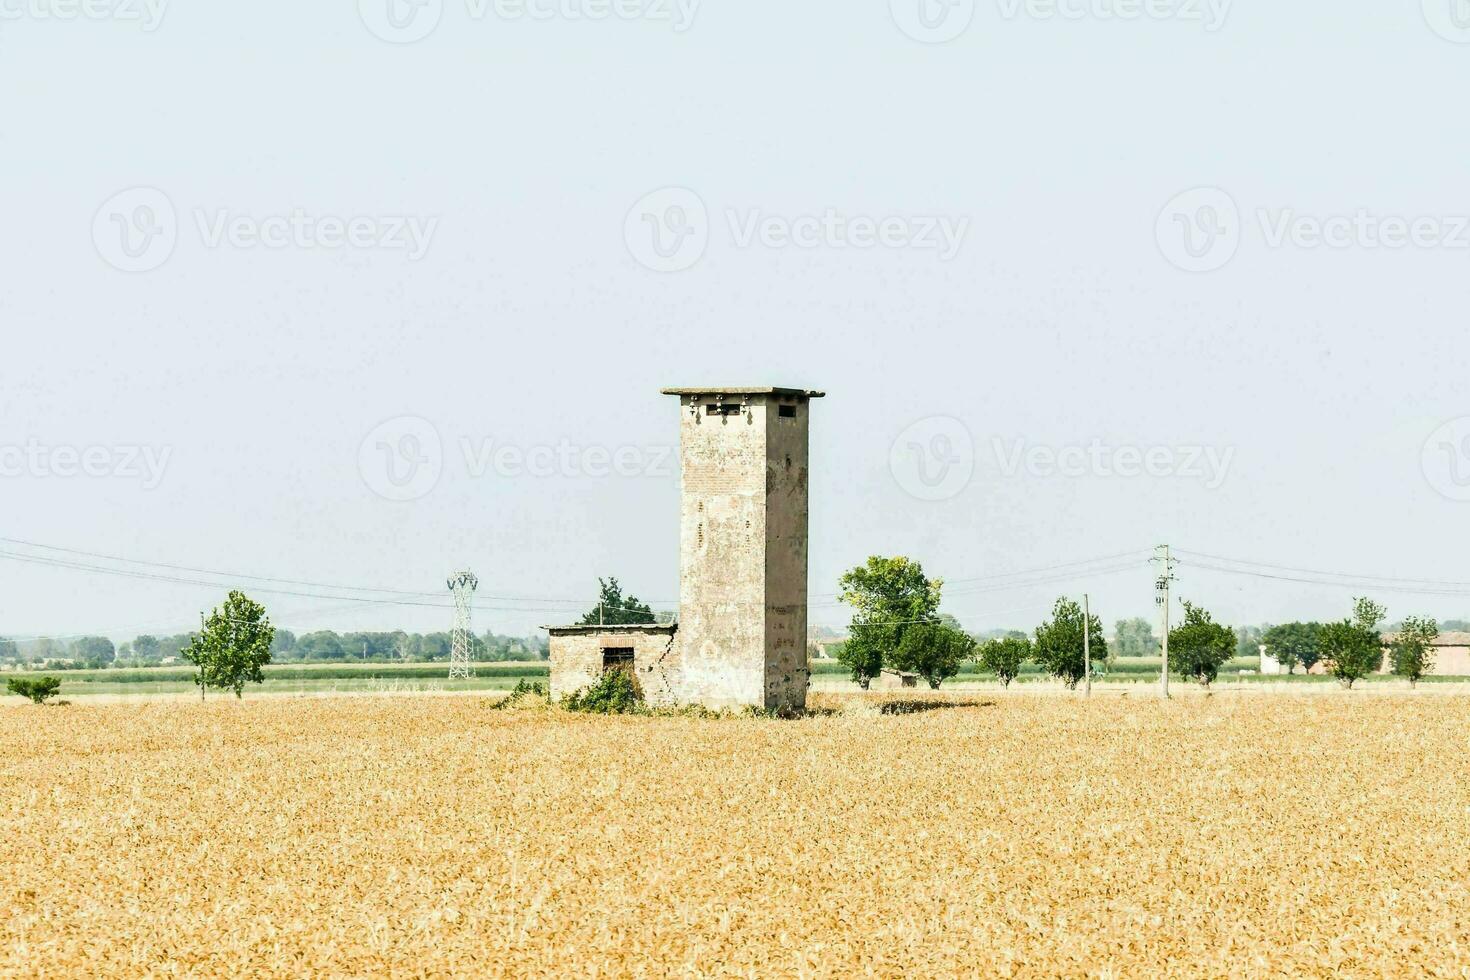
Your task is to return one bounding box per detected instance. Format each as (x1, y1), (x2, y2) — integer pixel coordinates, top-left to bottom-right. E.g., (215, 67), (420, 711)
(548, 626), (681, 706)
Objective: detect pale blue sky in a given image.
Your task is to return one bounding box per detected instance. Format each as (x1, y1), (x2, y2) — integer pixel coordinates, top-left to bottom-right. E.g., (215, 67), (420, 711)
(3, 0), (1469, 640)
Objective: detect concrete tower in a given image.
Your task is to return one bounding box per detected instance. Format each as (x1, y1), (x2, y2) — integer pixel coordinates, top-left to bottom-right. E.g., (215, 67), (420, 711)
(661, 387), (823, 712)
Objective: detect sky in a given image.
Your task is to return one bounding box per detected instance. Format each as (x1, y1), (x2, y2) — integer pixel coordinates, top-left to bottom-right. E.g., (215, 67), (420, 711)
(3, 0), (1470, 642)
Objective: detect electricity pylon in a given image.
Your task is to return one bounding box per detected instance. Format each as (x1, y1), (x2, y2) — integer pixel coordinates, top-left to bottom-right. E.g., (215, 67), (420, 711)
(447, 570), (478, 680)
(1151, 545), (1177, 698)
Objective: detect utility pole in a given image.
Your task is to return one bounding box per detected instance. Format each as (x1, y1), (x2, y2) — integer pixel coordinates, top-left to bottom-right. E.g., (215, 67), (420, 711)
(1083, 593), (1091, 698)
(1152, 545), (1177, 699)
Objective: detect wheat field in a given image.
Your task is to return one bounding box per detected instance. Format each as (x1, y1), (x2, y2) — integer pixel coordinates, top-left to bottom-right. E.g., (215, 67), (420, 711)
(3, 693), (1468, 976)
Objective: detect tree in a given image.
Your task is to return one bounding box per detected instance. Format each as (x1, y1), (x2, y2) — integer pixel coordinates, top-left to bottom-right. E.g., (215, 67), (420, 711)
(1321, 597), (1386, 689)
(72, 636), (115, 665)
(838, 556), (943, 688)
(7, 676), (61, 704)
(181, 591), (276, 699)
(837, 631), (886, 690)
(1033, 598), (1105, 690)
(1390, 616), (1439, 687)
(891, 621), (974, 689)
(1112, 618), (1156, 659)
(976, 635), (1031, 688)
(579, 577), (655, 625)
(1261, 622), (1323, 674)
(1168, 601), (1236, 688)
(132, 635), (161, 660)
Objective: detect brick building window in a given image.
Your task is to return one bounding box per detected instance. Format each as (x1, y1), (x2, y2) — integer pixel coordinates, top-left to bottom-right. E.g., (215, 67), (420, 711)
(602, 648), (635, 673)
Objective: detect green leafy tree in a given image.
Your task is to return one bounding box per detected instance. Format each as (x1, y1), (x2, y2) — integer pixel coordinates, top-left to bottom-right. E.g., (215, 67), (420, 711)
(579, 577), (655, 625)
(891, 621), (974, 689)
(7, 676), (61, 704)
(1321, 597), (1386, 689)
(181, 591), (276, 699)
(1261, 622), (1324, 674)
(1112, 618), (1156, 659)
(1033, 598), (1105, 690)
(1168, 601), (1237, 688)
(1390, 616), (1439, 687)
(72, 636), (116, 666)
(838, 556), (943, 689)
(837, 631), (886, 690)
(976, 635), (1031, 688)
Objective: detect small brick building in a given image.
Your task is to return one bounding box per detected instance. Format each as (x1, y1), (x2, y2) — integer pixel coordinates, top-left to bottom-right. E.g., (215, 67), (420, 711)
(546, 623), (680, 706)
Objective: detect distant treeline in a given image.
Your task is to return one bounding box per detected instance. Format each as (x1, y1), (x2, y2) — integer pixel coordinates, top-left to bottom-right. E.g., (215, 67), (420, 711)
(0, 629), (549, 670)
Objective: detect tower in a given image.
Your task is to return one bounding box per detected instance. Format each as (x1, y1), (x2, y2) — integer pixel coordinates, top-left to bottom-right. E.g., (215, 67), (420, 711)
(447, 570), (478, 680)
(662, 387), (823, 712)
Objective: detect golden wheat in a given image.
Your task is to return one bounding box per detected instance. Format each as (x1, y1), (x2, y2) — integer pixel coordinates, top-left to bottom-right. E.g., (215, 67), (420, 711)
(3, 693), (1468, 976)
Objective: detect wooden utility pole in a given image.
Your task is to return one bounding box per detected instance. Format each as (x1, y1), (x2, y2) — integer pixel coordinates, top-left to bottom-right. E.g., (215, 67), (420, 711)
(1083, 593), (1092, 698)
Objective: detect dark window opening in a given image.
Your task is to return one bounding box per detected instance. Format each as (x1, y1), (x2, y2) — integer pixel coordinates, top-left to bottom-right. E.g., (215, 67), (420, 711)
(705, 403), (742, 416)
(602, 648), (635, 673)
(778, 404), (796, 418)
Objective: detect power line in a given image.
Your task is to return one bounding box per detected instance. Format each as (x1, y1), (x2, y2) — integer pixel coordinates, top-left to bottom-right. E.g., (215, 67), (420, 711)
(1183, 558), (1470, 599)
(1175, 549), (1470, 591)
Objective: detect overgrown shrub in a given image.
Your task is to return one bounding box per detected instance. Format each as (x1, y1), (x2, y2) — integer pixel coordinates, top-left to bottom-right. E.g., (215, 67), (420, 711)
(491, 678), (548, 711)
(7, 676), (62, 704)
(562, 670), (642, 714)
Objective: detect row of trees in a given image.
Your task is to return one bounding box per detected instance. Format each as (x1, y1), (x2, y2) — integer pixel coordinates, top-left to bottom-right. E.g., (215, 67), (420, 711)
(974, 598), (1238, 688)
(833, 556), (1444, 690)
(0, 628), (549, 670)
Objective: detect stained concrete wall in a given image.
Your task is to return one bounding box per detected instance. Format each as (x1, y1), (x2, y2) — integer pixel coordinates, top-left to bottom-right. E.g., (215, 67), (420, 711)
(547, 625), (680, 706)
(675, 391), (815, 711)
(763, 394), (812, 712)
